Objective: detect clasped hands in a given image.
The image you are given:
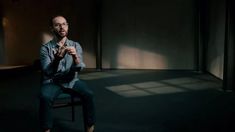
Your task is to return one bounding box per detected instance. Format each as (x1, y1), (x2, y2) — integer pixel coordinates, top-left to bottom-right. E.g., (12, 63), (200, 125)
(55, 46), (80, 63)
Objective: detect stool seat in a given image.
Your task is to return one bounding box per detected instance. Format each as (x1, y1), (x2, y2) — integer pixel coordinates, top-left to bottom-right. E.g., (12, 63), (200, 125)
(53, 87), (82, 122)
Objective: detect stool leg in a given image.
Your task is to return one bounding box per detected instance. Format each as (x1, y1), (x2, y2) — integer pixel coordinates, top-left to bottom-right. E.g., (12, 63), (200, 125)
(81, 103), (89, 132)
(71, 95), (75, 122)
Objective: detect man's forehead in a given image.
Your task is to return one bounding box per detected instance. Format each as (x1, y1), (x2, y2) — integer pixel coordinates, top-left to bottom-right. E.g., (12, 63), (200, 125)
(53, 16), (67, 23)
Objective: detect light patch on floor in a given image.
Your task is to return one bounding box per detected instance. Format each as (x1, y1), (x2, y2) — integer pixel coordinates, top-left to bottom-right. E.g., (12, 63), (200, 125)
(106, 85), (136, 92)
(182, 81), (221, 90)
(132, 81), (165, 89)
(161, 77), (201, 85)
(79, 72), (117, 80)
(107, 85), (153, 97)
(146, 86), (185, 94)
(112, 70), (152, 75)
(193, 74), (222, 82)
(106, 76), (222, 98)
(117, 89), (153, 97)
(79, 70), (153, 80)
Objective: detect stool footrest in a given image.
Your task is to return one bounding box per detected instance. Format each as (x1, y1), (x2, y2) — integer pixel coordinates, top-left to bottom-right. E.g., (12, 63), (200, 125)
(53, 101), (82, 108)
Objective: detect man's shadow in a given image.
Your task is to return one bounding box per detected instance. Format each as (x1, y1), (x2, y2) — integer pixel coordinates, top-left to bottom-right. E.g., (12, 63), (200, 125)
(0, 109), (40, 132)
(0, 109), (83, 132)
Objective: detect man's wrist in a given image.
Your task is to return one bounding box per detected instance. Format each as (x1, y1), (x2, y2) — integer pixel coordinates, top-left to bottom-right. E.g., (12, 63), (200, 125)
(72, 54), (79, 59)
(72, 54), (80, 64)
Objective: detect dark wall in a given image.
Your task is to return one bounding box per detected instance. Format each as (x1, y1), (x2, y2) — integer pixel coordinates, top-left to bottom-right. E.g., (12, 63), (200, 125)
(203, 0), (226, 79)
(0, 3), (4, 64)
(1, 0), (97, 67)
(101, 0), (197, 69)
(223, 0), (235, 90)
(1, 0), (231, 74)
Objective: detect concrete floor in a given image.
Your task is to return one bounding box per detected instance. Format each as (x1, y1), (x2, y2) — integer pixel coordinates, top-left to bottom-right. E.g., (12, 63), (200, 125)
(0, 69), (234, 132)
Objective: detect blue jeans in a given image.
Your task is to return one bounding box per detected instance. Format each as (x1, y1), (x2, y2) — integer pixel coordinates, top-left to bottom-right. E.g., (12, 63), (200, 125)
(39, 80), (95, 130)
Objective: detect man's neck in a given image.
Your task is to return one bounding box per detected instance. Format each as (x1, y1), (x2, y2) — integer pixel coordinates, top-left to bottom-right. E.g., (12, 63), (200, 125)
(55, 37), (67, 47)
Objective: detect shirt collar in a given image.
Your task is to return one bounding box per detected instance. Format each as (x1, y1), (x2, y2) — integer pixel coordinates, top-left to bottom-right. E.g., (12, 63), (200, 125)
(51, 38), (71, 48)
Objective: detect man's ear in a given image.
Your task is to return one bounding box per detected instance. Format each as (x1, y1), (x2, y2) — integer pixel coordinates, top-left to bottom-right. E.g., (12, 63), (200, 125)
(50, 27), (54, 33)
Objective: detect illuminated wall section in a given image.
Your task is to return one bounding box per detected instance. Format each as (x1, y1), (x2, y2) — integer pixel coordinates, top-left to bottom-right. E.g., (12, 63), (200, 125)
(101, 0), (196, 69)
(0, 15), (4, 64)
(1, 0), (96, 68)
(206, 0), (225, 79)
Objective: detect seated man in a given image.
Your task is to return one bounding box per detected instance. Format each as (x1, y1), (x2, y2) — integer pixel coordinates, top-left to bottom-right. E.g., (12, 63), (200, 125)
(39, 15), (95, 132)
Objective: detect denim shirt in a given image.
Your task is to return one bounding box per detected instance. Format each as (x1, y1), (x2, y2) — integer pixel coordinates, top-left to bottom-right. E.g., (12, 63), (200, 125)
(40, 39), (85, 88)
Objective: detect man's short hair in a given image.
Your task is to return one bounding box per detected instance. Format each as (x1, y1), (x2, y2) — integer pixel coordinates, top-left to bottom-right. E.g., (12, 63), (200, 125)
(49, 15), (67, 27)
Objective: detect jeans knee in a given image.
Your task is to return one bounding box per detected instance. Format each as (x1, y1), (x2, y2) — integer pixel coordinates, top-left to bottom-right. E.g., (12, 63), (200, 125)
(74, 81), (94, 98)
(86, 90), (94, 98)
(40, 92), (53, 102)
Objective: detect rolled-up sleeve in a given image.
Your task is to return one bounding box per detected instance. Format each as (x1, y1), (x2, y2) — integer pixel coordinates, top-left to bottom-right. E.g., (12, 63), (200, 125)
(74, 42), (86, 70)
(40, 45), (54, 76)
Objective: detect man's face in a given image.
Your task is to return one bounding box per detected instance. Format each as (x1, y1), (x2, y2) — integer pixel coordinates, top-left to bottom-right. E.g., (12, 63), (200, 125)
(51, 16), (69, 38)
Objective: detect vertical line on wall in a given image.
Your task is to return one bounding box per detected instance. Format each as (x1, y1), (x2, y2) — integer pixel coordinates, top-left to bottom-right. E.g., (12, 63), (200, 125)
(223, 0), (235, 90)
(96, 0), (102, 70)
(194, 0), (200, 71)
(0, 9), (5, 64)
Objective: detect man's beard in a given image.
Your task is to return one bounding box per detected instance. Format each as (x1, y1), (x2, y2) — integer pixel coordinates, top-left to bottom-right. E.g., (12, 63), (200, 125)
(54, 30), (68, 39)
